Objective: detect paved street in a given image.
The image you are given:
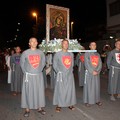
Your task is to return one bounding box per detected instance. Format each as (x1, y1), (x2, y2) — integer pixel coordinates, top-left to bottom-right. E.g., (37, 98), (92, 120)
(0, 68), (120, 120)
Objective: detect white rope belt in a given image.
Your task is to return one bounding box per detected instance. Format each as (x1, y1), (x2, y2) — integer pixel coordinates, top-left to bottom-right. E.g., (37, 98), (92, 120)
(78, 62), (81, 72)
(25, 72), (39, 82)
(111, 65), (120, 77)
(84, 70), (88, 84)
(56, 72), (62, 82)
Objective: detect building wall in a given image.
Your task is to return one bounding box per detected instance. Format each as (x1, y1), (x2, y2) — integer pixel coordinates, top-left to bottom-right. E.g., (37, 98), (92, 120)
(107, 0), (120, 29)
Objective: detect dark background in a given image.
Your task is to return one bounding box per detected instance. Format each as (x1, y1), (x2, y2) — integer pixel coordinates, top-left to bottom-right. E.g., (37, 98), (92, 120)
(0, 0), (106, 50)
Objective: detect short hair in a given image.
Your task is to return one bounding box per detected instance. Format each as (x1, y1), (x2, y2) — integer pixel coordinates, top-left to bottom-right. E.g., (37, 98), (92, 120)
(15, 46), (21, 50)
(29, 37), (37, 43)
(62, 39), (69, 44)
(115, 39), (120, 44)
(89, 41), (96, 46)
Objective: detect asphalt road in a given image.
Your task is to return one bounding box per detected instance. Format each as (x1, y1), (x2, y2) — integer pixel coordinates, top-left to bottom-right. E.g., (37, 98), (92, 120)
(0, 68), (120, 120)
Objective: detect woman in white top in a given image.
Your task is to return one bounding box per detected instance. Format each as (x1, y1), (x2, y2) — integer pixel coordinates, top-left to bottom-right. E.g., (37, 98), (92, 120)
(6, 49), (15, 84)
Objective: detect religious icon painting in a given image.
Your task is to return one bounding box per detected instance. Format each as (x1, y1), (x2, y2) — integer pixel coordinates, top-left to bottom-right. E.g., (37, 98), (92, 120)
(46, 4), (70, 42)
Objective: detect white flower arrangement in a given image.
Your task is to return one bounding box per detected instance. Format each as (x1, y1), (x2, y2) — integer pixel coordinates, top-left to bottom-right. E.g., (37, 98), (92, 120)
(38, 39), (84, 53)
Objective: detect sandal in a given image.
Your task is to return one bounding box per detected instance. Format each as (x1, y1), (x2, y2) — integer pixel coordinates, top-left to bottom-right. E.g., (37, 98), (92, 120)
(96, 102), (102, 106)
(85, 103), (91, 107)
(56, 107), (61, 112)
(68, 106), (75, 110)
(24, 111), (30, 117)
(38, 109), (46, 115)
(13, 92), (17, 96)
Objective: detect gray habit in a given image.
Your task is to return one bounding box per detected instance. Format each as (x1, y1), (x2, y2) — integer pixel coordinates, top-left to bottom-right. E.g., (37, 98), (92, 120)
(53, 51), (76, 107)
(10, 53), (23, 92)
(83, 52), (102, 104)
(50, 53), (56, 89)
(76, 53), (85, 86)
(20, 49), (45, 109)
(107, 49), (120, 94)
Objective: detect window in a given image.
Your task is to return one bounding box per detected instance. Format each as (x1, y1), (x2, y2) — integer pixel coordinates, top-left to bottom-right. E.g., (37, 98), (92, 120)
(109, 1), (120, 16)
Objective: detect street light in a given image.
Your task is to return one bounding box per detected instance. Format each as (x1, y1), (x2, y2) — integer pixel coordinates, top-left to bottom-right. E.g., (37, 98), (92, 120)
(71, 21), (74, 38)
(32, 12), (37, 24)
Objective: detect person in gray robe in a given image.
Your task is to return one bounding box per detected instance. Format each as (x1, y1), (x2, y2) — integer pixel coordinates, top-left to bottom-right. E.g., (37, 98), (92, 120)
(76, 52), (85, 87)
(107, 40), (120, 101)
(43, 65), (47, 88)
(83, 42), (102, 107)
(45, 53), (53, 88)
(53, 39), (76, 112)
(20, 37), (46, 117)
(10, 46), (23, 96)
(50, 64), (56, 89)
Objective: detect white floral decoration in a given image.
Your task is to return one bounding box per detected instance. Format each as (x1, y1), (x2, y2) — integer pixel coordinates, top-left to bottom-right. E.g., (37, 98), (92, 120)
(39, 39), (84, 53)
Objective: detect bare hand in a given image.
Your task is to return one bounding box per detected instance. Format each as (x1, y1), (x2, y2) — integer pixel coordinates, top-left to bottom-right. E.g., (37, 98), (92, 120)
(93, 71), (98, 75)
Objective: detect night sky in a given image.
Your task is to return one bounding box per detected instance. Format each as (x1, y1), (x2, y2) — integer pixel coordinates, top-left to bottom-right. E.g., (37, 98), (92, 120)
(0, 0), (106, 49)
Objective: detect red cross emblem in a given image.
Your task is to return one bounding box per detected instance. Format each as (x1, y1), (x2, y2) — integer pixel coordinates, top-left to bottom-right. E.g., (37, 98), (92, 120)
(28, 55), (40, 69)
(62, 56), (72, 69)
(115, 53), (120, 64)
(90, 55), (99, 67)
(80, 55), (84, 62)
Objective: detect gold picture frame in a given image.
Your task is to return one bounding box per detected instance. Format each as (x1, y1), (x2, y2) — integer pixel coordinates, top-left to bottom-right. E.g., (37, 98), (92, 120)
(46, 4), (70, 42)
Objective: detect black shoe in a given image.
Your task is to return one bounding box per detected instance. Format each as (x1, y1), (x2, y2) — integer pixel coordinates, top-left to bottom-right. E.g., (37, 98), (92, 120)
(24, 111), (30, 117)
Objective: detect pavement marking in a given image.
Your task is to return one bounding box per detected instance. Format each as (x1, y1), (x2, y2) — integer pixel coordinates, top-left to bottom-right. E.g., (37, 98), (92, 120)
(76, 107), (95, 120)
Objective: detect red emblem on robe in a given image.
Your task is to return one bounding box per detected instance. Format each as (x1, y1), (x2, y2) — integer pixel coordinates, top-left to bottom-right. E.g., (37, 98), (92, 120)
(80, 55), (84, 62)
(115, 53), (120, 64)
(90, 55), (99, 67)
(28, 55), (40, 69)
(62, 56), (72, 69)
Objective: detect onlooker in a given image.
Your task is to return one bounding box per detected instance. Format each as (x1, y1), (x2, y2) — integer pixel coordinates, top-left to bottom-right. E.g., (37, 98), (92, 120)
(5, 49), (15, 84)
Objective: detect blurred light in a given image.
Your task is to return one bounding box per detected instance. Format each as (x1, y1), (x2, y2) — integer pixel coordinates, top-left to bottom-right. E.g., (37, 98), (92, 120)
(105, 44), (109, 46)
(71, 21), (74, 25)
(71, 21), (74, 38)
(110, 36), (113, 39)
(32, 12), (38, 24)
(32, 12), (37, 17)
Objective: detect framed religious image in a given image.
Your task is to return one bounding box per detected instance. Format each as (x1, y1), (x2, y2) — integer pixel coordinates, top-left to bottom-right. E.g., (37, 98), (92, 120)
(46, 4), (70, 42)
